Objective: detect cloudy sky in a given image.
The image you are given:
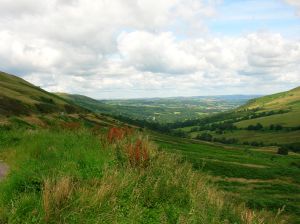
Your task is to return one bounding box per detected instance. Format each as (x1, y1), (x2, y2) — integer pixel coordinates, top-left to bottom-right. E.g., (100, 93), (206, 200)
(0, 0), (300, 99)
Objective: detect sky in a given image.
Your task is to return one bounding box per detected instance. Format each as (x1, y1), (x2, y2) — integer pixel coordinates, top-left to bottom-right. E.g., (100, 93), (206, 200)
(0, 0), (299, 99)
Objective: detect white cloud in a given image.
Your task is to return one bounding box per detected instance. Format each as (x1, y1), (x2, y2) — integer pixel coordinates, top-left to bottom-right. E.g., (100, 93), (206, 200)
(285, 0), (300, 16)
(0, 0), (299, 98)
(118, 31), (200, 74)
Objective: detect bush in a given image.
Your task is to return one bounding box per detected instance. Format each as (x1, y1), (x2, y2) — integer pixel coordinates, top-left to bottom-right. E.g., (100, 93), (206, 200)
(35, 103), (57, 113)
(280, 143), (300, 153)
(277, 146), (288, 155)
(250, 141), (264, 146)
(213, 137), (238, 144)
(196, 133), (213, 141)
(247, 123), (263, 130)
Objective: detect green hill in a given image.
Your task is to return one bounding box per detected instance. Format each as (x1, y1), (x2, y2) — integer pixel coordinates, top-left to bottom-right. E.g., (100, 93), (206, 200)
(239, 86), (300, 111)
(0, 71), (85, 116)
(236, 86), (300, 128)
(56, 93), (112, 114)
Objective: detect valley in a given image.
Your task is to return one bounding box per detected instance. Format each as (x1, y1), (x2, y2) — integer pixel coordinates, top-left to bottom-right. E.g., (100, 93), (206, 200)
(59, 93), (257, 123)
(0, 71), (299, 223)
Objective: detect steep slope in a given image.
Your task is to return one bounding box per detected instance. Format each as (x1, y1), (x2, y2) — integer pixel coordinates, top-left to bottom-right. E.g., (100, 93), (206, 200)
(239, 86), (300, 111)
(0, 71), (85, 116)
(56, 93), (112, 114)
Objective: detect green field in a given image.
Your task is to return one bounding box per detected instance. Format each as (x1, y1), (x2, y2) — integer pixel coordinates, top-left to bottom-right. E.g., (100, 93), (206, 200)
(189, 129), (300, 145)
(149, 132), (300, 223)
(235, 110), (300, 128)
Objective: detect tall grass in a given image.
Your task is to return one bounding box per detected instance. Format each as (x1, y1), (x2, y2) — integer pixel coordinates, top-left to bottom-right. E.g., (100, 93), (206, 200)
(0, 127), (285, 223)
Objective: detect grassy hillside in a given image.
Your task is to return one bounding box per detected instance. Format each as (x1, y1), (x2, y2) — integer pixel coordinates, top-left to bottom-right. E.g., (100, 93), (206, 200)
(0, 119), (285, 223)
(172, 87), (300, 147)
(0, 71), (85, 116)
(236, 86), (300, 127)
(240, 86), (300, 111)
(56, 93), (113, 114)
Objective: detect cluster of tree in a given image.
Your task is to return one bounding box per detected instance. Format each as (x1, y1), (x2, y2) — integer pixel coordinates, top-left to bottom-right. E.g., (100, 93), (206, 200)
(195, 133), (238, 144)
(247, 110), (287, 119)
(213, 137), (238, 144)
(246, 123), (263, 130)
(190, 122), (237, 132)
(274, 125), (300, 131)
(280, 143), (300, 153)
(186, 110), (289, 133)
(242, 141), (265, 147)
(230, 109), (288, 123)
(246, 123), (299, 132)
(195, 133), (213, 141)
(287, 126), (300, 131)
(269, 124), (283, 130)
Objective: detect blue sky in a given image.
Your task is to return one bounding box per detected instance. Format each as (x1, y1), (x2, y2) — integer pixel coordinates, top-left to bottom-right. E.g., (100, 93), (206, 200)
(207, 0), (300, 38)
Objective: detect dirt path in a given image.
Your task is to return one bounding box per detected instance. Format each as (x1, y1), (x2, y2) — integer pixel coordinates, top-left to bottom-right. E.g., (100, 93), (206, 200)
(0, 161), (8, 181)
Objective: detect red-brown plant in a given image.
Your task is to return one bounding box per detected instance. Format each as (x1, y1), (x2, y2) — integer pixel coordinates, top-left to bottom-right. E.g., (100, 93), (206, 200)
(61, 122), (81, 130)
(107, 127), (125, 143)
(107, 127), (134, 143)
(126, 139), (150, 167)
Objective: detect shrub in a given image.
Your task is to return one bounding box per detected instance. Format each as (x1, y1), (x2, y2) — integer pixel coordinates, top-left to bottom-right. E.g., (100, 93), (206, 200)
(196, 133), (213, 141)
(39, 97), (55, 104)
(274, 124), (283, 131)
(277, 146), (288, 155)
(247, 123), (263, 130)
(35, 103), (57, 113)
(171, 129), (187, 138)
